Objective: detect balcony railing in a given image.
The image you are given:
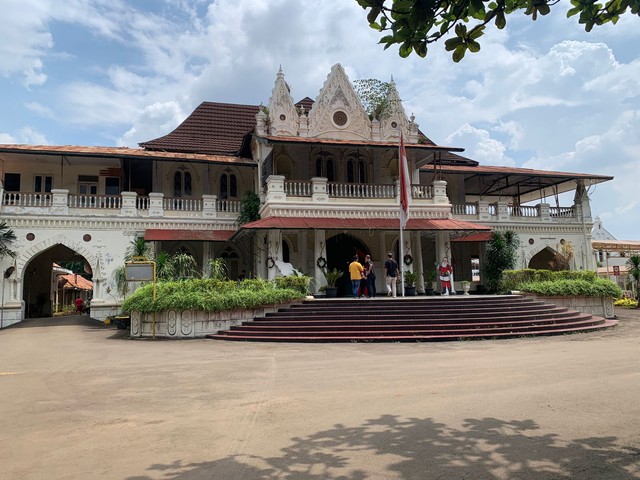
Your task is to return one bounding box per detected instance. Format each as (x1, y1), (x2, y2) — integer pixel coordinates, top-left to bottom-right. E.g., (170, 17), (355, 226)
(3, 192), (52, 207)
(282, 180), (432, 200)
(163, 197), (203, 212)
(69, 194), (120, 209)
(452, 202), (578, 222)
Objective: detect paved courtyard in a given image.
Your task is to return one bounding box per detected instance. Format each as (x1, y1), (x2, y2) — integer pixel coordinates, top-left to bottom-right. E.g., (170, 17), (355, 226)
(1, 309), (639, 480)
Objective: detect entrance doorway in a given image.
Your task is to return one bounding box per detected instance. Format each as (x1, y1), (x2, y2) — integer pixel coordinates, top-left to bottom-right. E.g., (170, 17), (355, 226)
(325, 233), (370, 297)
(23, 245), (93, 318)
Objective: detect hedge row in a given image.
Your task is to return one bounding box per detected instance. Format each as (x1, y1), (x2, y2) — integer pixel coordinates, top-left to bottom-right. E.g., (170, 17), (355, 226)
(122, 277), (310, 314)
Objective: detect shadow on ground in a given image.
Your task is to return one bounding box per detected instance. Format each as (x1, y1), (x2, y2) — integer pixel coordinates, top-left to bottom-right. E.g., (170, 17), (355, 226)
(127, 415), (640, 479)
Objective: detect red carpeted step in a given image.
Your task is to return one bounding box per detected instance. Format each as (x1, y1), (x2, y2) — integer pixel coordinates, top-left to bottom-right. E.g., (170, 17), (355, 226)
(207, 296), (617, 342)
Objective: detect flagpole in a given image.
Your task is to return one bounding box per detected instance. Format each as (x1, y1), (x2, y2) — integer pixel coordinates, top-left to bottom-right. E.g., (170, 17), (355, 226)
(398, 132), (410, 298)
(400, 219), (405, 297)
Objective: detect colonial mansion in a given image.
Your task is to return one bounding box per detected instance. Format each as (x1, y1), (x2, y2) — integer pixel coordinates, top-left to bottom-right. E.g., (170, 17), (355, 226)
(0, 64), (612, 326)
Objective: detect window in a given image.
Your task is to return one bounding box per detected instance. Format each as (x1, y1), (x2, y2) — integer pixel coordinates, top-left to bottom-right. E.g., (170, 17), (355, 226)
(105, 177), (120, 196)
(346, 158), (366, 183)
(78, 176), (98, 195)
(220, 172), (237, 199)
(3, 173), (20, 191)
(173, 169), (192, 197)
(34, 175), (53, 193)
(315, 157), (335, 182)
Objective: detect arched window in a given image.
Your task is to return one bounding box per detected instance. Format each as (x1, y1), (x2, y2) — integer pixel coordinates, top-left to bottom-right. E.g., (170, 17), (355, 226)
(346, 158), (366, 184)
(173, 169), (192, 197)
(219, 171), (237, 200)
(315, 156), (335, 182)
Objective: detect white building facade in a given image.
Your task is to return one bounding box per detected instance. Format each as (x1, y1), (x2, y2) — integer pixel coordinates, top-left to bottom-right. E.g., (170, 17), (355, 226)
(0, 64), (612, 326)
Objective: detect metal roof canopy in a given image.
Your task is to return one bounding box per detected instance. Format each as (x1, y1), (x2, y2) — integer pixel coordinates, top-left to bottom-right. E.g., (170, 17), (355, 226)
(425, 165), (613, 202)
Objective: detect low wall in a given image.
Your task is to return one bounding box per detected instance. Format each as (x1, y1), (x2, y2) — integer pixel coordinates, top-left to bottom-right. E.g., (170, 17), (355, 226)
(129, 301), (303, 338)
(523, 294), (615, 319)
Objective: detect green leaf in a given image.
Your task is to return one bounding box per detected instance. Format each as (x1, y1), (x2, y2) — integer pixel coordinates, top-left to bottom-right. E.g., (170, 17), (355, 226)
(445, 37), (463, 51)
(367, 7), (381, 24)
(452, 44), (467, 62)
(496, 10), (507, 28)
(467, 39), (481, 52)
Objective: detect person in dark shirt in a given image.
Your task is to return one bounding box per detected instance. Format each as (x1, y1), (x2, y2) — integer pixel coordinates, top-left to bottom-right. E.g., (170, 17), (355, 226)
(384, 252), (398, 298)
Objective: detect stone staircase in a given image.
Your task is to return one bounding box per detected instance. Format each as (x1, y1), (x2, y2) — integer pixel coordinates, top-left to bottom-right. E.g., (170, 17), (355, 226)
(207, 295), (617, 342)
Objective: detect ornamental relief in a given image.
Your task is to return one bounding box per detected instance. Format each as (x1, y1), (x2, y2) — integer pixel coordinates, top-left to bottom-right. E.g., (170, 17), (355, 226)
(307, 64), (371, 141)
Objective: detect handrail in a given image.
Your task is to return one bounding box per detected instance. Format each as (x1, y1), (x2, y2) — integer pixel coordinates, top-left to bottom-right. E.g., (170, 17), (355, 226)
(328, 182), (395, 198)
(2, 192), (51, 207)
(68, 194), (120, 209)
(163, 197), (203, 211)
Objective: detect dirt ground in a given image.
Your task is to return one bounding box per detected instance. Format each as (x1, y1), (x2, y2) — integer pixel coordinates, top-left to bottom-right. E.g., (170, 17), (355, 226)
(0, 309), (639, 480)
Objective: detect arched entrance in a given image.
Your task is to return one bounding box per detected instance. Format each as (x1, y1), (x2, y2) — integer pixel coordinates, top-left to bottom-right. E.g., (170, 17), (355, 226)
(23, 244), (93, 318)
(528, 247), (556, 270)
(326, 233), (370, 297)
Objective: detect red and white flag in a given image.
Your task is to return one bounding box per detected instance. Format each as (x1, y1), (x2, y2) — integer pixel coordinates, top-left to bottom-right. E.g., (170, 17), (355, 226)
(399, 132), (410, 228)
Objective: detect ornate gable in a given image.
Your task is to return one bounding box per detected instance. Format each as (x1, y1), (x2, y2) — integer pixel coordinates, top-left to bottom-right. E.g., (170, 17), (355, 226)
(379, 79), (410, 142)
(267, 68), (299, 137)
(306, 64), (371, 141)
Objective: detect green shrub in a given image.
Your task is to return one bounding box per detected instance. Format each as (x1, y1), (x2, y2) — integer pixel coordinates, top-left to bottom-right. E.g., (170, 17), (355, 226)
(517, 278), (622, 298)
(274, 275), (311, 295)
(502, 269), (598, 291)
(121, 277), (306, 313)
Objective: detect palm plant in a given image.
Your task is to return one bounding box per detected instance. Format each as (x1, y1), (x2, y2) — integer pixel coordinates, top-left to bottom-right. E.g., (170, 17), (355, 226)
(155, 251), (176, 281)
(0, 221), (17, 260)
(125, 237), (150, 261)
(207, 258), (228, 280)
(627, 254), (640, 308)
(482, 231), (520, 293)
(171, 252), (200, 279)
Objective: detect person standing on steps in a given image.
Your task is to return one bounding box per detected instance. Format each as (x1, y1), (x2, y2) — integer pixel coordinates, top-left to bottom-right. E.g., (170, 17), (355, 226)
(348, 255), (365, 299)
(384, 252), (399, 298)
(364, 254), (376, 298)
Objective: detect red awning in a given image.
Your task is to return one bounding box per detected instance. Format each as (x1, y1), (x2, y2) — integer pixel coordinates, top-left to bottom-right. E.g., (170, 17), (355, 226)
(144, 229), (236, 241)
(240, 217), (490, 232)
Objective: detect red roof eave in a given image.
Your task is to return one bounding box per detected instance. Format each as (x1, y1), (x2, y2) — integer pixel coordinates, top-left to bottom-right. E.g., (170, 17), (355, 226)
(240, 217), (490, 232)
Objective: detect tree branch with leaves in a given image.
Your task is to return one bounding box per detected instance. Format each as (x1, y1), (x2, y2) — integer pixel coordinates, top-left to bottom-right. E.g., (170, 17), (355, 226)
(356, 0), (640, 62)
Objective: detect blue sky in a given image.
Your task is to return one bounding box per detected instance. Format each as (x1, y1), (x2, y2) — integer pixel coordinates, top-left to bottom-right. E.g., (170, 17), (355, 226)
(1, 0), (639, 240)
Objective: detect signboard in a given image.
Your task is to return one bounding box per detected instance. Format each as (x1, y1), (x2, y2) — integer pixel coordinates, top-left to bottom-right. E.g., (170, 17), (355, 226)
(125, 262), (155, 282)
(613, 265), (620, 276)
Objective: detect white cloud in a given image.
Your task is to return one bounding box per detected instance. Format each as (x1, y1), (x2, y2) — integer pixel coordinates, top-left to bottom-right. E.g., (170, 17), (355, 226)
(0, 127), (48, 145)
(25, 102), (55, 119)
(446, 124), (515, 167)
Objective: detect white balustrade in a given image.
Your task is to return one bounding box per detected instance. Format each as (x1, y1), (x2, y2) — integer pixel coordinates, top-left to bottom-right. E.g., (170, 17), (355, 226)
(327, 182), (395, 198)
(216, 199), (241, 213)
(550, 206), (576, 218)
(68, 194), (120, 209)
(163, 197), (203, 211)
(2, 192), (51, 207)
(284, 181), (312, 197)
(451, 203), (477, 215)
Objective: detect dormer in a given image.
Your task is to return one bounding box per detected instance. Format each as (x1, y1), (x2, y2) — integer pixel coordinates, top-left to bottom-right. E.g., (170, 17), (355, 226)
(266, 67), (299, 137)
(306, 64), (371, 141)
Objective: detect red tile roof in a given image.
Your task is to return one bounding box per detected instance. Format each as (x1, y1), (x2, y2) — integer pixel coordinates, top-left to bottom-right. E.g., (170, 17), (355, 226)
(240, 217), (490, 232)
(139, 102), (260, 155)
(59, 274), (93, 291)
(144, 229), (236, 241)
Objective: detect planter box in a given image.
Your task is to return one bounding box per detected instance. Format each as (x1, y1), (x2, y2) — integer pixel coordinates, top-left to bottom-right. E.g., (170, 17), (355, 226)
(129, 300), (304, 338)
(523, 294), (615, 319)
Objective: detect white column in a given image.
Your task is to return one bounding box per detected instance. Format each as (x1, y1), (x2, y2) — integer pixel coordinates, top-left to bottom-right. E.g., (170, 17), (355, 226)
(267, 230), (281, 281)
(120, 191), (138, 217)
(314, 230), (326, 292)
(412, 231), (424, 293)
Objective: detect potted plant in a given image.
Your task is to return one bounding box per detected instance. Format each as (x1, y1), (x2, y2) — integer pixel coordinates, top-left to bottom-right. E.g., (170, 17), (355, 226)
(404, 270), (420, 296)
(424, 270), (437, 295)
(322, 268), (343, 298)
(460, 280), (471, 295)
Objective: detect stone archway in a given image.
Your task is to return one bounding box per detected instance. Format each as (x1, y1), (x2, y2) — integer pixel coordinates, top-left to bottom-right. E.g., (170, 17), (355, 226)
(528, 247), (557, 270)
(326, 233), (370, 297)
(17, 235), (97, 319)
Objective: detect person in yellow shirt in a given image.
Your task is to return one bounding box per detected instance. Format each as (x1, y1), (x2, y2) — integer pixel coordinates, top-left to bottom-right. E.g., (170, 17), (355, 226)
(348, 255), (365, 299)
